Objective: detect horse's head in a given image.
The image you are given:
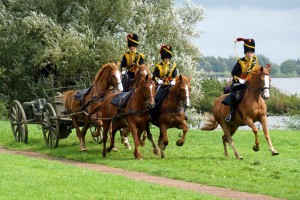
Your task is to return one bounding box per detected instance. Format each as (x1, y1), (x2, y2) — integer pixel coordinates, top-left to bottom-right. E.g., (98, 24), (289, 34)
(139, 74), (156, 109)
(173, 74), (191, 107)
(249, 66), (271, 100)
(94, 63), (123, 93)
(134, 64), (152, 88)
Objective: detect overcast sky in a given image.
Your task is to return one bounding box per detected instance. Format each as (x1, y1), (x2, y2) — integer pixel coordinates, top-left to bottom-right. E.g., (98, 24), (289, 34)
(179, 0), (300, 65)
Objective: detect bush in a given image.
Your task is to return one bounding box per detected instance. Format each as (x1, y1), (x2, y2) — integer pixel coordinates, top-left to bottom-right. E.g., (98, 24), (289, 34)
(0, 99), (9, 121)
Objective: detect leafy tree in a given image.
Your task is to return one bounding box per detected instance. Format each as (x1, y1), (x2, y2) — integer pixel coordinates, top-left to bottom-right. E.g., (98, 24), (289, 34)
(280, 59), (296, 74)
(270, 63), (280, 75)
(0, 0), (205, 113)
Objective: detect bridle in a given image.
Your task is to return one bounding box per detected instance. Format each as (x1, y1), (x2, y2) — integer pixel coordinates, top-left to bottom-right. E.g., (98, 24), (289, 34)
(175, 81), (190, 104)
(142, 80), (156, 107)
(94, 69), (121, 97)
(247, 71), (270, 94)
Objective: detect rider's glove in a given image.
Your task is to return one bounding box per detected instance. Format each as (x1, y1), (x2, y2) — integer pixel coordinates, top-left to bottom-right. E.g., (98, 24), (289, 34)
(157, 79), (163, 85)
(122, 70), (126, 75)
(239, 79), (246, 84)
(170, 80), (176, 85)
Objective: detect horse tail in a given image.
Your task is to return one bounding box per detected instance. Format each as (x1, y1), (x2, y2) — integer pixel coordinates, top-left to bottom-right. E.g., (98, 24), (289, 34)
(200, 112), (218, 130)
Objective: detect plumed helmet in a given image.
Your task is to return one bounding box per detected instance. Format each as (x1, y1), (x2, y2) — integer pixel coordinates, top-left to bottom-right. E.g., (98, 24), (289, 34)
(127, 33), (139, 48)
(236, 38), (255, 53)
(160, 44), (173, 59)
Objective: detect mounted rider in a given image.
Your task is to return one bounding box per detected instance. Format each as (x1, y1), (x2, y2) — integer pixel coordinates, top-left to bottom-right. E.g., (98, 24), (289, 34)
(225, 38), (259, 122)
(153, 44), (178, 103)
(151, 44), (188, 120)
(120, 33), (145, 91)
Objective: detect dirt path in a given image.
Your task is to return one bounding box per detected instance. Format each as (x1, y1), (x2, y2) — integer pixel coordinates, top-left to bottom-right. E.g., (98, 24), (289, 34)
(0, 147), (282, 200)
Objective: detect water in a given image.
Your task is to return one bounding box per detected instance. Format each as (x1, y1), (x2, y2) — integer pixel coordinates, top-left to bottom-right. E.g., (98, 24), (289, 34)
(271, 77), (300, 96)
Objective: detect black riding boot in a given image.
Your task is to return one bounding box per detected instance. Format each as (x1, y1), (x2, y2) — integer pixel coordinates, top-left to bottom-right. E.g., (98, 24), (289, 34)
(225, 96), (236, 122)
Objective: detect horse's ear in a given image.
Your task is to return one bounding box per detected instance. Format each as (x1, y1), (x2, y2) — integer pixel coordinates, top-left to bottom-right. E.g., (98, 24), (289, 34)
(260, 66), (263, 72)
(116, 62), (120, 68)
(180, 74), (182, 81)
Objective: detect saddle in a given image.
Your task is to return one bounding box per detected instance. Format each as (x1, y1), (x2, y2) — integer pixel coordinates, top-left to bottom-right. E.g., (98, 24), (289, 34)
(74, 85), (93, 101)
(222, 84), (246, 105)
(110, 89), (135, 111)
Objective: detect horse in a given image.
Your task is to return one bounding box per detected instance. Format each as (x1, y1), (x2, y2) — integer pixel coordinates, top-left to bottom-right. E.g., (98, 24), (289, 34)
(100, 74), (156, 160)
(117, 64), (152, 150)
(200, 65), (279, 159)
(145, 75), (191, 158)
(63, 63), (123, 151)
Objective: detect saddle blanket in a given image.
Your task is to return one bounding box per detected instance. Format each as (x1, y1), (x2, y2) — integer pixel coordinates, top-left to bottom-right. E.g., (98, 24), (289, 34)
(111, 89), (135, 109)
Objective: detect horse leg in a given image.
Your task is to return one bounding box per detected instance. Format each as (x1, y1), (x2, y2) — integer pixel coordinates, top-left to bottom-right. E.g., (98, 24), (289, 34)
(101, 122), (110, 158)
(245, 118), (260, 152)
(129, 124), (142, 160)
(71, 117), (87, 151)
(107, 128), (117, 153)
(221, 125), (242, 159)
(260, 116), (279, 156)
(176, 123), (188, 146)
(144, 121), (160, 156)
(222, 134), (229, 157)
(140, 131), (147, 147)
(80, 122), (91, 151)
(109, 123), (118, 152)
(120, 128), (132, 150)
(158, 125), (168, 158)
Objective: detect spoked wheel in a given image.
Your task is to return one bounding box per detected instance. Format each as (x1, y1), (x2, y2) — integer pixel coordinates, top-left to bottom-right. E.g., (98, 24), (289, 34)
(9, 100), (28, 143)
(90, 124), (103, 144)
(42, 103), (59, 148)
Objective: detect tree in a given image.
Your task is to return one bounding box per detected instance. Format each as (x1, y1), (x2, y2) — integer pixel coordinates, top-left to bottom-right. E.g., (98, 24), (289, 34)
(280, 59), (297, 74)
(0, 0), (205, 108)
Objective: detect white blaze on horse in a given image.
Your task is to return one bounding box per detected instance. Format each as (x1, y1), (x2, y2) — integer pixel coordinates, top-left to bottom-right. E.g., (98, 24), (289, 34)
(201, 65), (279, 159)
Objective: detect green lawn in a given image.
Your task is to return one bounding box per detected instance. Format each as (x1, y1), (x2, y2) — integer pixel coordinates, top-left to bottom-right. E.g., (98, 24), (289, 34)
(1, 120), (299, 199)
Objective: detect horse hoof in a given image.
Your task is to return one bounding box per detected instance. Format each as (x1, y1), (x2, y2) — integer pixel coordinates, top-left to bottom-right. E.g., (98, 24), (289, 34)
(253, 145), (260, 152)
(153, 148), (160, 156)
(111, 147), (118, 152)
(238, 157), (244, 160)
(176, 140), (184, 146)
(80, 148), (88, 152)
(272, 151), (279, 156)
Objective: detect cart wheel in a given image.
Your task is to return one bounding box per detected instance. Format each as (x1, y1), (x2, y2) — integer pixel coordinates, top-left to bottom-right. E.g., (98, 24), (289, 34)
(9, 100), (28, 143)
(42, 103), (59, 148)
(90, 125), (103, 144)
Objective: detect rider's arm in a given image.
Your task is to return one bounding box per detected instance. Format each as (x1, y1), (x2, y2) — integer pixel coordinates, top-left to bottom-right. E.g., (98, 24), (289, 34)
(120, 54), (127, 71)
(231, 60), (242, 82)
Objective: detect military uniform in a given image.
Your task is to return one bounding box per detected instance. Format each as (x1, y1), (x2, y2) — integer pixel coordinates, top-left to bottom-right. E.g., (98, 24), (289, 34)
(225, 38), (259, 122)
(120, 33), (145, 91)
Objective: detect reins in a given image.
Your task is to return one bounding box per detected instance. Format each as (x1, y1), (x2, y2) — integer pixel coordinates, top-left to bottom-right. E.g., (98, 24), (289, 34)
(246, 72), (270, 94)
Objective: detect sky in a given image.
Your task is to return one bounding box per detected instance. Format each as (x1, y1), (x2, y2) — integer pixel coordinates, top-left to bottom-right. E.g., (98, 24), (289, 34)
(179, 0), (300, 65)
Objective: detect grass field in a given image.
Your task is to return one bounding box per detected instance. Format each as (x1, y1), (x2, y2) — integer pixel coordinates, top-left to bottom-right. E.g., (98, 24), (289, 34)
(1, 120), (299, 199)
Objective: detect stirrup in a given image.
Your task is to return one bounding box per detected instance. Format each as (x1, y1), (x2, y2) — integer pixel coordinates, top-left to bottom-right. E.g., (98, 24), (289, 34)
(225, 114), (232, 122)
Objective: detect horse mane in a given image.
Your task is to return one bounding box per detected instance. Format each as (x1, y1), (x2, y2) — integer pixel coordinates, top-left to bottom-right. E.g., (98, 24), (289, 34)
(135, 64), (152, 77)
(175, 75), (190, 82)
(94, 63), (118, 84)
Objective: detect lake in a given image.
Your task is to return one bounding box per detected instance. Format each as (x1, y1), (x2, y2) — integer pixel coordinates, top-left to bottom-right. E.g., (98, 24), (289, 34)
(271, 77), (300, 96)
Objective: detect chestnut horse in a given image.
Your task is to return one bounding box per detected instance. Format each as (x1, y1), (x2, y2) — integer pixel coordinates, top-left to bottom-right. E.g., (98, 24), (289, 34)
(101, 75), (156, 160)
(145, 75), (191, 158)
(64, 63), (123, 151)
(117, 64), (152, 150)
(201, 66), (279, 159)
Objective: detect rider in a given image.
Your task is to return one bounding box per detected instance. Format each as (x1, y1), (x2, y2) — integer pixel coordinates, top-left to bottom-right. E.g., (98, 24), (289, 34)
(225, 38), (259, 122)
(152, 44), (188, 120)
(153, 44), (178, 103)
(120, 33), (145, 91)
